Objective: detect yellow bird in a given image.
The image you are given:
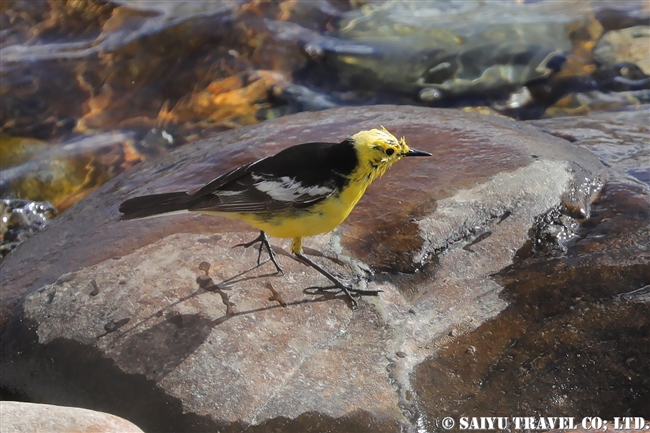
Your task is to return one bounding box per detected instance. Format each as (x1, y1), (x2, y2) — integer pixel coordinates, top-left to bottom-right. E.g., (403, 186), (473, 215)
(120, 127), (430, 306)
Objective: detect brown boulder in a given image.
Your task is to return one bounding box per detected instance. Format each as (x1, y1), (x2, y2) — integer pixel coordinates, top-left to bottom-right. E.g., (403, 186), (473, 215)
(1, 106), (606, 431)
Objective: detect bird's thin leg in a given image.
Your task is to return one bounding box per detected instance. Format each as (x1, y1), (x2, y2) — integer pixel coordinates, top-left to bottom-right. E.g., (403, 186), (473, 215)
(233, 230), (283, 274)
(233, 231), (266, 264)
(293, 252), (381, 308)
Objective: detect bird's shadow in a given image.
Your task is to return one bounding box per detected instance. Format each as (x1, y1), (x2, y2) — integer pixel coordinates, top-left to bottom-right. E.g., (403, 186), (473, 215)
(196, 259), (356, 315)
(98, 259), (355, 383)
(113, 258), (352, 341)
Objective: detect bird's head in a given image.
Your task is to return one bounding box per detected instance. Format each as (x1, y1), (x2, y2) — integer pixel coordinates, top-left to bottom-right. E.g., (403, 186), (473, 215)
(350, 126), (431, 179)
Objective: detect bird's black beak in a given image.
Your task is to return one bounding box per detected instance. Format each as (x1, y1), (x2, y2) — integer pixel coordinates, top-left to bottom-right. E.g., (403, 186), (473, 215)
(404, 148), (432, 157)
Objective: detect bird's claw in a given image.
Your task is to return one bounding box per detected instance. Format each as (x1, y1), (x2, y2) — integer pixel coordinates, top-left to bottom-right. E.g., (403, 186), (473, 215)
(304, 285), (382, 309)
(233, 231), (283, 274)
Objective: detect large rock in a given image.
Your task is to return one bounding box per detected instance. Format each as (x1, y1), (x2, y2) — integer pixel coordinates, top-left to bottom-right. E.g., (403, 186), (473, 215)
(1, 106), (607, 431)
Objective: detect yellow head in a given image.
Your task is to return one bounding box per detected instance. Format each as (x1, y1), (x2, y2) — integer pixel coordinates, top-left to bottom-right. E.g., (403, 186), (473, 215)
(350, 126), (431, 180)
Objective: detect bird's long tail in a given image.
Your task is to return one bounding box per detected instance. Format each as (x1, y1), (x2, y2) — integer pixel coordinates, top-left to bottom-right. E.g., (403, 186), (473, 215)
(119, 192), (200, 220)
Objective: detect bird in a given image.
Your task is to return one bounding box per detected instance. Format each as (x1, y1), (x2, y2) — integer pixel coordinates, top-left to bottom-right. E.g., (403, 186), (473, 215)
(119, 127), (431, 307)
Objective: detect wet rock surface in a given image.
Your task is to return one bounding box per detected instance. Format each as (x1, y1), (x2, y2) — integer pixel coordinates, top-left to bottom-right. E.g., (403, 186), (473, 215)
(413, 110), (650, 431)
(530, 110), (650, 187)
(2, 105), (643, 432)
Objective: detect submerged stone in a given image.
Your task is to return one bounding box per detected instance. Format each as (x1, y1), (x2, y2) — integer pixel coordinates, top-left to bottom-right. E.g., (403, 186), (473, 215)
(595, 26), (650, 76)
(0, 133), (145, 212)
(318, 1), (602, 102)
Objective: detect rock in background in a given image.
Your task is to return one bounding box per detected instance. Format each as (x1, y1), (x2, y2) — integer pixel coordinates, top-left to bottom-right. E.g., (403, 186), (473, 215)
(0, 401), (144, 433)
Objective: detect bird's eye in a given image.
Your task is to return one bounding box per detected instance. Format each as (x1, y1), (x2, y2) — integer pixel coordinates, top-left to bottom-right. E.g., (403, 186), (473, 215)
(385, 148), (395, 156)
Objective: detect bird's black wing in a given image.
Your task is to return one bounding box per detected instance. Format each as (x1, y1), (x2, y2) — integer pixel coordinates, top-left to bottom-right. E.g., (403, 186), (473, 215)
(187, 159), (263, 196)
(187, 142), (352, 214)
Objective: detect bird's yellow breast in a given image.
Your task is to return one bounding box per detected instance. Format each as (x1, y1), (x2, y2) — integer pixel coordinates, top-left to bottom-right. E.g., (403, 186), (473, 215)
(201, 174), (372, 239)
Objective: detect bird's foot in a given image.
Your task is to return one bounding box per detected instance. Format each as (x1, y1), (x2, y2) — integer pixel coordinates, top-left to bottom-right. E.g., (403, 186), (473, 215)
(294, 253), (381, 309)
(305, 284), (382, 309)
(233, 230), (284, 274)
(332, 285), (382, 309)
